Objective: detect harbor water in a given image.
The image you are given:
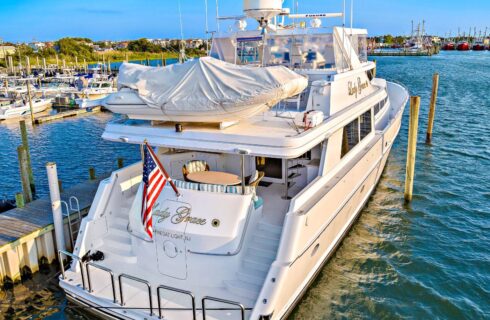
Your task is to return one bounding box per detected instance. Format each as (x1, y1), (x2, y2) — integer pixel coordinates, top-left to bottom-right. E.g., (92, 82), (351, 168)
(1, 52), (489, 319)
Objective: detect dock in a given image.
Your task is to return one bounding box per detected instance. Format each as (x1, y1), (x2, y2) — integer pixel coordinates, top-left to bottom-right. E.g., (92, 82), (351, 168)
(34, 106), (102, 124)
(0, 178), (103, 286)
(368, 47), (440, 57)
(368, 51), (434, 57)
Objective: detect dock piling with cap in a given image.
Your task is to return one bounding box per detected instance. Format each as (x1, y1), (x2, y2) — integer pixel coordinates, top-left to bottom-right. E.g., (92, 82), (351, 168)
(426, 73), (440, 144)
(46, 162), (65, 254)
(89, 167), (96, 180)
(404, 96), (421, 202)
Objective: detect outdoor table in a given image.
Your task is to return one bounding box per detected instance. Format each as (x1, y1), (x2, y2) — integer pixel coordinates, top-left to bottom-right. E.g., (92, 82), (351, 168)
(186, 171), (241, 186)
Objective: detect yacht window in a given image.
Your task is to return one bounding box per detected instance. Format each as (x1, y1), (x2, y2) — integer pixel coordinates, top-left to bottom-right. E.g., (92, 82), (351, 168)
(341, 118), (359, 157)
(101, 83), (112, 88)
(264, 33), (336, 69)
(236, 38), (263, 65)
(360, 110), (373, 139)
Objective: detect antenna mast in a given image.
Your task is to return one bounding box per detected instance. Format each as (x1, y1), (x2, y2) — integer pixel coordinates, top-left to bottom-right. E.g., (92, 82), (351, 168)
(178, 0), (185, 63)
(216, 0), (220, 33)
(205, 0), (210, 54)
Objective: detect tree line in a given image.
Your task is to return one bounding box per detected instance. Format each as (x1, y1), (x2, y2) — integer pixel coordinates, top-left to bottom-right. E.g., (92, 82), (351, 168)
(1, 37), (205, 67)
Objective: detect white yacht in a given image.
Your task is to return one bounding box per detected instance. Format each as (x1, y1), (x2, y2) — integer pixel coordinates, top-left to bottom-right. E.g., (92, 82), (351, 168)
(0, 98), (51, 120)
(58, 1), (409, 319)
(76, 78), (116, 109)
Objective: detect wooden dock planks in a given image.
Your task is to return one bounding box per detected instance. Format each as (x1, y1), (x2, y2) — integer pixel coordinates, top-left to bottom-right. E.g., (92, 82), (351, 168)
(34, 106), (102, 124)
(0, 178), (104, 284)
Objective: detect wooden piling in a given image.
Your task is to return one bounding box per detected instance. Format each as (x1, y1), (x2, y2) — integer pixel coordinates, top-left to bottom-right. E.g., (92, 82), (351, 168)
(26, 56), (31, 74)
(26, 80), (35, 125)
(19, 120), (35, 195)
(89, 167), (96, 180)
(17, 146), (33, 203)
(8, 56), (13, 74)
(404, 96), (420, 202)
(426, 73), (440, 144)
(372, 59), (377, 78)
(15, 193), (25, 209)
(117, 158), (124, 169)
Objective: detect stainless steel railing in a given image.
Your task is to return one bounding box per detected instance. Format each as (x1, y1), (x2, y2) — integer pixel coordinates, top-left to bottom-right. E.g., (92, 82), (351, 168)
(59, 250), (249, 319)
(157, 285), (196, 320)
(119, 273), (153, 316)
(202, 296), (246, 320)
(58, 250), (86, 290)
(86, 261), (117, 303)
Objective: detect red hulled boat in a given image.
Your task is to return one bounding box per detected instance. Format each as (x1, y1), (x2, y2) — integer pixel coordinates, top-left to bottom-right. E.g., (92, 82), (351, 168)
(472, 41), (485, 51)
(457, 41), (470, 51)
(442, 42), (456, 50)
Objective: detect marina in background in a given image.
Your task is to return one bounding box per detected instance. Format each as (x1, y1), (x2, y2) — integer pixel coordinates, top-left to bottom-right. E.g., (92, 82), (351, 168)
(0, 1), (489, 319)
(0, 50), (488, 319)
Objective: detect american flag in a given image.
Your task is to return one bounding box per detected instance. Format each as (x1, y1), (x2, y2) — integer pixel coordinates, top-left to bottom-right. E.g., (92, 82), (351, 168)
(141, 143), (167, 238)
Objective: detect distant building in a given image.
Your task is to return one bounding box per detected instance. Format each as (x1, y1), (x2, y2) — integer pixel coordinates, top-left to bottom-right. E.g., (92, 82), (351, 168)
(115, 41), (129, 50)
(152, 39), (170, 48)
(29, 42), (46, 52)
(0, 46), (16, 58)
(186, 39), (204, 49)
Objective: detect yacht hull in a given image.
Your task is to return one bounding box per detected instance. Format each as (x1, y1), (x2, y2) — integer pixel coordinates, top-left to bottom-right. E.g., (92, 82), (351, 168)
(254, 83), (407, 319)
(59, 82), (408, 320)
(0, 99), (50, 120)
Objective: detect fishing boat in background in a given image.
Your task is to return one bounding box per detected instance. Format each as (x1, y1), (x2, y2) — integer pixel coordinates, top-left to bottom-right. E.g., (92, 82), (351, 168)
(472, 41), (485, 51)
(58, 1), (409, 319)
(457, 40), (470, 51)
(442, 41), (455, 50)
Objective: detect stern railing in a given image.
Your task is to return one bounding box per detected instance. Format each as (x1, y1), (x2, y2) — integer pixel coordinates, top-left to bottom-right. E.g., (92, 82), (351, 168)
(59, 250), (250, 319)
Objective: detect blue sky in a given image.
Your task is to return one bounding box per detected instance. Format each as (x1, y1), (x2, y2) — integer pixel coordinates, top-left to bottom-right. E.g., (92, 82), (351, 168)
(0, 0), (489, 42)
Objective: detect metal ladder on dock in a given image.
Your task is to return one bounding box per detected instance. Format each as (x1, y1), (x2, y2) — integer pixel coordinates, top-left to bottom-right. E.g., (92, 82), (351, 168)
(61, 196), (82, 249)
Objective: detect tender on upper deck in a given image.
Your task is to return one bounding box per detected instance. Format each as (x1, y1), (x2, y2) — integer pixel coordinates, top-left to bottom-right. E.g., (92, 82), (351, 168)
(103, 78), (385, 159)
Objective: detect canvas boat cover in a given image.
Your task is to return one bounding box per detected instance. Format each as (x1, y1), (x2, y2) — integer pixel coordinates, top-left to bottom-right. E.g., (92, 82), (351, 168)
(116, 57), (308, 120)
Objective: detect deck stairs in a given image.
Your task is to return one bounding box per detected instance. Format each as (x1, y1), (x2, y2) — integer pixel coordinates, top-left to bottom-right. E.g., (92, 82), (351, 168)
(102, 196), (137, 263)
(224, 221), (283, 305)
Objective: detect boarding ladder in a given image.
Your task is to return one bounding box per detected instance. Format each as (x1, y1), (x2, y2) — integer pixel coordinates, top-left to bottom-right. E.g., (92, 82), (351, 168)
(61, 196), (82, 249)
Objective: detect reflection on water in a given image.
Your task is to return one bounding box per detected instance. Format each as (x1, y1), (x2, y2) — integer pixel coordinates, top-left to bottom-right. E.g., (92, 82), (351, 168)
(1, 52), (489, 319)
